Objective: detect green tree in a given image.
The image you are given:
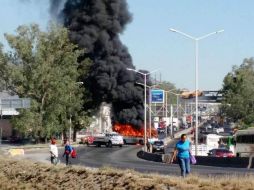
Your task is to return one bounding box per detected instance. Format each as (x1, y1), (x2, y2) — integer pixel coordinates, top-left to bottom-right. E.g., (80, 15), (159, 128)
(221, 58), (254, 128)
(0, 24), (91, 142)
(156, 81), (179, 104)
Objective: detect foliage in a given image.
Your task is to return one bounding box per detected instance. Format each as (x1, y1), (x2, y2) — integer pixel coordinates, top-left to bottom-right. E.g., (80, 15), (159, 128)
(221, 58), (254, 128)
(155, 81), (179, 104)
(0, 23), (92, 140)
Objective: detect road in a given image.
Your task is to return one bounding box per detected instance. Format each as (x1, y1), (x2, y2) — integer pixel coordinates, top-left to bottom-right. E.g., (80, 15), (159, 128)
(50, 145), (254, 176)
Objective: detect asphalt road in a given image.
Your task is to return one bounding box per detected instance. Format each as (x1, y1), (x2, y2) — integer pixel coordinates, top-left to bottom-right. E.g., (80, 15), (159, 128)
(57, 145), (254, 176)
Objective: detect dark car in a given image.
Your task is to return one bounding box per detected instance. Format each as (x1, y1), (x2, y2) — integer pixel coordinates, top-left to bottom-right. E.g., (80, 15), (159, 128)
(207, 149), (234, 157)
(157, 128), (165, 133)
(152, 140), (165, 154)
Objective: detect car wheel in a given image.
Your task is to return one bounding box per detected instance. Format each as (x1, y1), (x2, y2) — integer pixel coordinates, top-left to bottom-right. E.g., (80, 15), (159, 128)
(119, 145), (122, 148)
(108, 141), (112, 148)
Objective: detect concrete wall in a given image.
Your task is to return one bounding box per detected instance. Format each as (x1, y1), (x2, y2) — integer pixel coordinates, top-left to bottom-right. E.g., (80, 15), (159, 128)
(137, 150), (254, 168)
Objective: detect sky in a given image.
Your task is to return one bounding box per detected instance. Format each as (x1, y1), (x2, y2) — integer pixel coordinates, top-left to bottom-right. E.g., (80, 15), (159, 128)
(0, 0), (254, 91)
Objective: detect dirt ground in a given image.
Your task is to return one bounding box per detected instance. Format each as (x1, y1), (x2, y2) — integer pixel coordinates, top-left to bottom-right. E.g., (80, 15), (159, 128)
(0, 156), (254, 190)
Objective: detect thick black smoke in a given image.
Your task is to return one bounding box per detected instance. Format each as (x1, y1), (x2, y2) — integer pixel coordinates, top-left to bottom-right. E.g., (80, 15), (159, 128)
(57, 0), (149, 128)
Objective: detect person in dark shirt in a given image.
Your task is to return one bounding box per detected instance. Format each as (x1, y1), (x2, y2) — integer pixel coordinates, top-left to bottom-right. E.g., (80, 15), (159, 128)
(63, 140), (73, 165)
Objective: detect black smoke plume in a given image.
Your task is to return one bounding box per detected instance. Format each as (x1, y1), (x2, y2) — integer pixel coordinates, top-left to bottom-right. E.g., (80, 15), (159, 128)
(58, 0), (149, 128)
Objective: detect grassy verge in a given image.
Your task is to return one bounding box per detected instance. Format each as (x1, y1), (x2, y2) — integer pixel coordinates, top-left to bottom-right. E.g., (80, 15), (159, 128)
(0, 156), (253, 190)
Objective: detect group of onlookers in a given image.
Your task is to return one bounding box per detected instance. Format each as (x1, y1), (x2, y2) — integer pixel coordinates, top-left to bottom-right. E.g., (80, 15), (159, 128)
(49, 138), (75, 165)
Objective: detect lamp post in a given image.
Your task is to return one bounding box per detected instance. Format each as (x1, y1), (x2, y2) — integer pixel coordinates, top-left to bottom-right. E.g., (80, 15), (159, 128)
(169, 28), (224, 155)
(136, 82), (162, 139)
(69, 81), (84, 142)
(127, 68), (158, 151)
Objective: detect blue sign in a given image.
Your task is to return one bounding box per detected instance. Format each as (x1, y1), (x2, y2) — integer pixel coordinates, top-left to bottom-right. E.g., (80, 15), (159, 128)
(151, 89), (164, 103)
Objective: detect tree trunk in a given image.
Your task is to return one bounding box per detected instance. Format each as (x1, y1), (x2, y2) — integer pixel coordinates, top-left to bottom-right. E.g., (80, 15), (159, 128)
(73, 127), (77, 142)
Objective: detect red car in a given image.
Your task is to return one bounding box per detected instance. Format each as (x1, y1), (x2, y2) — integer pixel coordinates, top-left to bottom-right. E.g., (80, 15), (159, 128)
(208, 149), (235, 157)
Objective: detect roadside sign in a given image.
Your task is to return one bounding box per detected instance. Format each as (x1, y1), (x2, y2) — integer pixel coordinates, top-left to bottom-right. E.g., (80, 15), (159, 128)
(151, 89), (164, 103)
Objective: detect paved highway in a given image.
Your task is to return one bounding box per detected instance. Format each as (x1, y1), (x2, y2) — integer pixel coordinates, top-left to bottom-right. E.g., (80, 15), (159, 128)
(55, 145), (254, 176)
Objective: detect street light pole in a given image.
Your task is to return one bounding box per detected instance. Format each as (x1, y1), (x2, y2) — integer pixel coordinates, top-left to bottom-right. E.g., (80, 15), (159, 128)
(144, 74), (147, 147)
(127, 68), (159, 152)
(136, 82), (162, 140)
(169, 28), (224, 155)
(195, 40), (199, 155)
(149, 88), (152, 139)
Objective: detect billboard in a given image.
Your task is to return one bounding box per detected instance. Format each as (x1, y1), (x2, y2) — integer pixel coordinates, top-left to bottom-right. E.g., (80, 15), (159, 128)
(151, 89), (164, 103)
(181, 91), (223, 103)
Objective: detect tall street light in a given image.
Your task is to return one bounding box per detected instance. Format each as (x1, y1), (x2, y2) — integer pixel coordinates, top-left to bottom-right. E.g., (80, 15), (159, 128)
(169, 28), (224, 155)
(127, 68), (159, 151)
(136, 82), (162, 139)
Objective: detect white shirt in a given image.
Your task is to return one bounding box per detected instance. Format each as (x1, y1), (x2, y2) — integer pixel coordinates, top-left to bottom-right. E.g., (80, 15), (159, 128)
(50, 144), (58, 157)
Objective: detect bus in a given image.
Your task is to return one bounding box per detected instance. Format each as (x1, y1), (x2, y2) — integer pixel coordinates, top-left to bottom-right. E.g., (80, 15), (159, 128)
(235, 128), (254, 157)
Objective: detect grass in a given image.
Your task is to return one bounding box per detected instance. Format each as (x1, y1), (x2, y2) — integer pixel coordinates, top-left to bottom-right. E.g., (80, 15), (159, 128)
(0, 156), (253, 190)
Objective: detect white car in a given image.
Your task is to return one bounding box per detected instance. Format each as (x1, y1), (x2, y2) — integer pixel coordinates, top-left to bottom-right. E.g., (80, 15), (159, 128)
(93, 132), (124, 147)
(216, 128), (224, 134)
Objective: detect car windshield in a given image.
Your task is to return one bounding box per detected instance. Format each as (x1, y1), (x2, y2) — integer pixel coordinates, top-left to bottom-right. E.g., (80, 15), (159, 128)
(154, 141), (164, 146)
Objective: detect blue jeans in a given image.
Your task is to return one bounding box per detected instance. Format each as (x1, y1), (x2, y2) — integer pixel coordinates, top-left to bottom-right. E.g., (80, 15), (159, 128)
(178, 157), (190, 177)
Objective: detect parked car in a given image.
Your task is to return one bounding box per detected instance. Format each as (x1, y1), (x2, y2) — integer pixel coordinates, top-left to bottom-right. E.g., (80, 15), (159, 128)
(207, 149), (234, 157)
(157, 128), (165, 133)
(152, 140), (165, 154)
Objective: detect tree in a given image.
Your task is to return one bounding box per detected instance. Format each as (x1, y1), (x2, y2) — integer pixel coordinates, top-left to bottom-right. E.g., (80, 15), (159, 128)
(156, 81), (179, 104)
(0, 24), (91, 142)
(221, 58), (254, 128)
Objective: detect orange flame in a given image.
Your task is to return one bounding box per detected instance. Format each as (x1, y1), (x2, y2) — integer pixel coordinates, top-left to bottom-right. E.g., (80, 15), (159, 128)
(113, 123), (158, 137)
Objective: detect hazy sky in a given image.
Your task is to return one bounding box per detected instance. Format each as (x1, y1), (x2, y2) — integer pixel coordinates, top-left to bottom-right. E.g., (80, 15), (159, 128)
(1, 0), (254, 90)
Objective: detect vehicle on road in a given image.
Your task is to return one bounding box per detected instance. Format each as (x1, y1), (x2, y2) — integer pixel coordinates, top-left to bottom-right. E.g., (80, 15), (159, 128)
(207, 148), (234, 157)
(157, 127), (165, 133)
(200, 134), (222, 149)
(152, 140), (165, 154)
(123, 136), (144, 145)
(83, 132), (124, 147)
(235, 128), (254, 157)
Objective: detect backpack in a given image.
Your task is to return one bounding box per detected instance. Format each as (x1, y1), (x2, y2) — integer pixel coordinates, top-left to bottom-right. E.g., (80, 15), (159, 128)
(71, 148), (77, 158)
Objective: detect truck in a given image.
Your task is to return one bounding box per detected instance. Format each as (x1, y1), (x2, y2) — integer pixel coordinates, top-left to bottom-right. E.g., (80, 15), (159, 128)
(83, 132), (124, 147)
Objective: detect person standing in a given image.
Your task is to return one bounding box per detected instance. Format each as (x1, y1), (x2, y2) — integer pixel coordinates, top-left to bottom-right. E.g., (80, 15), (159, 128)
(171, 134), (191, 177)
(50, 138), (58, 165)
(63, 140), (73, 165)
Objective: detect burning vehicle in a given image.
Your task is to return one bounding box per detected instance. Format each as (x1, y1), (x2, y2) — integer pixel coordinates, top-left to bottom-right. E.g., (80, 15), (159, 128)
(113, 123), (158, 145)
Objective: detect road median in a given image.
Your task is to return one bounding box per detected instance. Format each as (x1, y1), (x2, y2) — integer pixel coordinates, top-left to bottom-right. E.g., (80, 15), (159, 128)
(137, 150), (254, 168)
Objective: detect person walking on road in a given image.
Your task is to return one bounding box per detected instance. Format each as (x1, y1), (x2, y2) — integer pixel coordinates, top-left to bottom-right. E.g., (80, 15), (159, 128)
(50, 138), (59, 165)
(171, 134), (191, 177)
(63, 140), (73, 165)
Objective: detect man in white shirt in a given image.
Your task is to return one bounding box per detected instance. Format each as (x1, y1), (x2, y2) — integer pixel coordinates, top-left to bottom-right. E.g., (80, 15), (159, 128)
(50, 138), (58, 165)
